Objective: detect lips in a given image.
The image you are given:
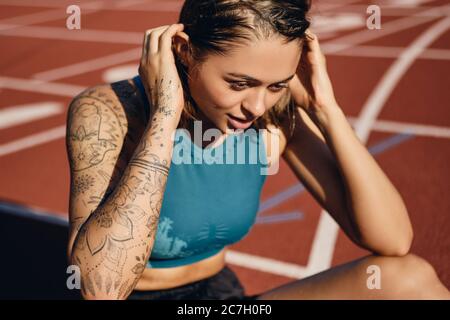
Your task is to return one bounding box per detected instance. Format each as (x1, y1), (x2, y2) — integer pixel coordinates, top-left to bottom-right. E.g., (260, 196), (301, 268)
(228, 114), (255, 122)
(227, 114), (254, 130)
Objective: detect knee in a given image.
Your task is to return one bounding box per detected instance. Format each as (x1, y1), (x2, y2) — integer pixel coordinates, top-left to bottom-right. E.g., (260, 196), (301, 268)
(375, 253), (438, 293)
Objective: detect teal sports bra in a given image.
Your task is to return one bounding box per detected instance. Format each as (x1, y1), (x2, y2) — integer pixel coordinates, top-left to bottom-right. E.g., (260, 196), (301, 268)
(132, 75), (268, 268)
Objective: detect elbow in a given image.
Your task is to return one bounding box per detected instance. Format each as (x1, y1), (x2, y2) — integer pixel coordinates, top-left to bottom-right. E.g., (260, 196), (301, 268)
(380, 239), (412, 257)
(361, 225), (414, 257)
(395, 228), (414, 256)
(390, 219), (414, 256)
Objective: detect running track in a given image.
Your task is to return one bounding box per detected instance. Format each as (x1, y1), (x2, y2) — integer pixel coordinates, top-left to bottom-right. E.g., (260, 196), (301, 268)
(0, 0), (449, 298)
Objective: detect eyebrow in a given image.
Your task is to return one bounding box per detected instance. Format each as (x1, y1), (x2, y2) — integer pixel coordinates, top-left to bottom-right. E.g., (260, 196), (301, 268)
(226, 73), (295, 84)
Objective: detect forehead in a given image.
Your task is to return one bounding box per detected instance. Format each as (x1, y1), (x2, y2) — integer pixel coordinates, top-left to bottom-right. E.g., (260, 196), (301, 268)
(201, 37), (302, 82)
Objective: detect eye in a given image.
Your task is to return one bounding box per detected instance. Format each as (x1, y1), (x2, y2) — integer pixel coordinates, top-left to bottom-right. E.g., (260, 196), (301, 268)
(269, 83), (288, 92)
(229, 81), (248, 91)
(228, 81), (288, 92)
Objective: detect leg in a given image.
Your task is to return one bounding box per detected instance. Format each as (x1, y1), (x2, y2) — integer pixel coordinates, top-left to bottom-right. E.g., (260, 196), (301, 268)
(256, 253), (450, 300)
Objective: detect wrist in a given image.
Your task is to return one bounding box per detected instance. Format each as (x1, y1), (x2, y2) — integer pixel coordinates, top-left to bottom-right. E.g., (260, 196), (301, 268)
(310, 103), (344, 132)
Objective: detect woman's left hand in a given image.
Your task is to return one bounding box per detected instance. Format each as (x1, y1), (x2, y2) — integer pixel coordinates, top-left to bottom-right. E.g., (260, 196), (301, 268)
(288, 30), (340, 126)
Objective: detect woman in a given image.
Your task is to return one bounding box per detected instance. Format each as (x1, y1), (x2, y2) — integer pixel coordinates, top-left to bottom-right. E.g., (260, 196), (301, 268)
(65, 0), (450, 300)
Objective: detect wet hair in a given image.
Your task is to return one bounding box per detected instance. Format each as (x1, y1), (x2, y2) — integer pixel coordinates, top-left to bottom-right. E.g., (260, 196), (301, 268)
(175, 0), (311, 137)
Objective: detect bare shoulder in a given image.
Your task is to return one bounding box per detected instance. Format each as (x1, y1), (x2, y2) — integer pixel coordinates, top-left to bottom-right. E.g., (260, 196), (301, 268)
(67, 78), (148, 148)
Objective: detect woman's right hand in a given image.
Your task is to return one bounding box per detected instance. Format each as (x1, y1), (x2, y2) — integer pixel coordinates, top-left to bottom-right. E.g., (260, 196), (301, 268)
(139, 24), (186, 119)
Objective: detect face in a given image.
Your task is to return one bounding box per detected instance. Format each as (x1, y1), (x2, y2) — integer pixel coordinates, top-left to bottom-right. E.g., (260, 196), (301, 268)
(182, 36), (302, 134)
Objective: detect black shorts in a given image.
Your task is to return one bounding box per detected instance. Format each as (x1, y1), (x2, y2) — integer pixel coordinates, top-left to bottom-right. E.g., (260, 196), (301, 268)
(127, 265), (259, 300)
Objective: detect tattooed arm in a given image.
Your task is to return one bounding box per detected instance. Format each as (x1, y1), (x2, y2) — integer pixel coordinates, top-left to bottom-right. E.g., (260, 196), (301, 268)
(66, 81), (182, 300)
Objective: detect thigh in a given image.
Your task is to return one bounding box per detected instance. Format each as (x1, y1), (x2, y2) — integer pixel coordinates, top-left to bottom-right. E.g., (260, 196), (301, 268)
(256, 253), (431, 300)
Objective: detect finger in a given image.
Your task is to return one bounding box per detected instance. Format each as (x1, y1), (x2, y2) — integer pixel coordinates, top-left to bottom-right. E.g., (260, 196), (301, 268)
(141, 30), (150, 62)
(149, 25), (171, 55)
(159, 24), (184, 53)
(304, 29), (321, 53)
(142, 26), (166, 58)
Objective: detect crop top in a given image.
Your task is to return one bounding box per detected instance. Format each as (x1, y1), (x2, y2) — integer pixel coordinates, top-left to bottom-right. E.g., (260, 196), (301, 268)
(132, 75), (268, 268)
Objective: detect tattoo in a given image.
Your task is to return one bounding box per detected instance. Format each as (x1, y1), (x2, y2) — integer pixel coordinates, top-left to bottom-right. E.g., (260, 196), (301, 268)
(117, 279), (129, 299)
(155, 77), (177, 118)
(105, 274), (113, 295)
(93, 270), (102, 291)
(129, 159), (169, 176)
(73, 174), (95, 196)
(147, 121), (165, 147)
(67, 99), (120, 172)
(129, 140), (170, 175)
(69, 81), (176, 299)
(83, 273), (96, 297)
(146, 214), (160, 238)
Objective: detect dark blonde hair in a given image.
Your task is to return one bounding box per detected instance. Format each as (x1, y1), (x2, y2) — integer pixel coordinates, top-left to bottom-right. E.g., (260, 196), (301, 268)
(175, 0), (311, 137)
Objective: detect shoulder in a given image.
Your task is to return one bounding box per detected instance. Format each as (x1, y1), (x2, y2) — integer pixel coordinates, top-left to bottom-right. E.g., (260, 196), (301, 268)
(67, 78), (147, 145)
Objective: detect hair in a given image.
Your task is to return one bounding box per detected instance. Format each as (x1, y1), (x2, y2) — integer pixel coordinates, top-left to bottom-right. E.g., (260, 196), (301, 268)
(175, 0), (311, 137)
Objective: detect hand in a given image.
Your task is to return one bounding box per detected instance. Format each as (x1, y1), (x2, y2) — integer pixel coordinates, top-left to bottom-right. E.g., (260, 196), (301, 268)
(138, 24), (186, 119)
(289, 30), (339, 125)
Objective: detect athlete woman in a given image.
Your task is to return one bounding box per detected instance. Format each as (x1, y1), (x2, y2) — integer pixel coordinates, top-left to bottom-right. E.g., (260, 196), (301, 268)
(65, 0), (450, 300)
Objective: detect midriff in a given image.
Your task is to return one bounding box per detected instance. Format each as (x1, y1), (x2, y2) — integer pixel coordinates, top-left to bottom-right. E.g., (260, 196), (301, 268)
(134, 248), (226, 291)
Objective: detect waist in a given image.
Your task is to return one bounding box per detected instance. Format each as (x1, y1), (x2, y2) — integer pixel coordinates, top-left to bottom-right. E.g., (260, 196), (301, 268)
(135, 248), (226, 290)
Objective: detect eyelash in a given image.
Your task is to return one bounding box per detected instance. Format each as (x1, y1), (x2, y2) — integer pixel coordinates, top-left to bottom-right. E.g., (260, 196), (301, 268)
(229, 81), (288, 92)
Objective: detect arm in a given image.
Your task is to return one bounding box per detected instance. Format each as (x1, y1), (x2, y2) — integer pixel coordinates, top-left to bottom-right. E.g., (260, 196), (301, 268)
(284, 30), (413, 256)
(318, 106), (413, 255)
(283, 106), (413, 256)
(66, 85), (181, 300)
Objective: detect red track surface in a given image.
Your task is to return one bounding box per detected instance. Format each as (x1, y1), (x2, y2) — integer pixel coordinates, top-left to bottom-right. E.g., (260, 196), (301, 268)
(0, 0), (449, 296)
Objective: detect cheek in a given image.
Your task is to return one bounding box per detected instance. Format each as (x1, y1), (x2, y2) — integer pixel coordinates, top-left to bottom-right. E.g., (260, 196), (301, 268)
(201, 82), (241, 111)
(269, 90), (289, 108)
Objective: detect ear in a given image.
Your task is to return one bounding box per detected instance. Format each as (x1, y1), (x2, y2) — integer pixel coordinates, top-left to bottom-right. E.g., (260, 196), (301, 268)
(172, 31), (192, 67)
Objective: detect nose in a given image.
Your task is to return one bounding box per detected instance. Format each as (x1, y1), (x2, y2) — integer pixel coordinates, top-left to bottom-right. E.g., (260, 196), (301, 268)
(242, 89), (266, 119)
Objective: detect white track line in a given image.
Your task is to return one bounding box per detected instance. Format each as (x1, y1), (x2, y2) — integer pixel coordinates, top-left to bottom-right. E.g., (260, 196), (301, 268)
(354, 17), (450, 141)
(329, 45), (450, 61)
(0, 76), (85, 96)
(0, 0), (184, 12)
(347, 118), (450, 139)
(306, 17), (450, 278)
(33, 47), (141, 81)
(0, 102), (64, 129)
(0, 7), (98, 31)
(332, 5), (444, 17)
(0, 0), (93, 7)
(31, 44), (450, 84)
(322, 5), (449, 54)
(0, 125), (66, 157)
(0, 24), (143, 44)
(0, 0), (124, 31)
(303, 212), (340, 276)
(371, 120), (450, 139)
(225, 250), (307, 279)
(0, 0), (152, 10)
(1, 6), (445, 49)
(0, 0), (357, 13)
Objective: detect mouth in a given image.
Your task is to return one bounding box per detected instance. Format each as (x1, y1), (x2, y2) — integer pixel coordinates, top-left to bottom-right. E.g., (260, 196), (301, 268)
(227, 114), (255, 130)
